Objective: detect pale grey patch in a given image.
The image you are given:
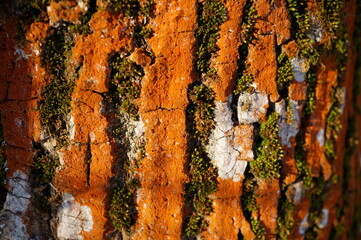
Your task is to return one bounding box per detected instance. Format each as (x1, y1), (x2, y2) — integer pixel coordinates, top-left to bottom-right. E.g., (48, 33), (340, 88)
(299, 213), (309, 235)
(277, 100), (300, 147)
(308, 15), (324, 43)
(317, 129), (325, 147)
(207, 99), (250, 182)
(290, 57), (309, 83)
(237, 91), (268, 124)
(53, 193), (93, 240)
(317, 209), (329, 229)
(0, 170), (31, 240)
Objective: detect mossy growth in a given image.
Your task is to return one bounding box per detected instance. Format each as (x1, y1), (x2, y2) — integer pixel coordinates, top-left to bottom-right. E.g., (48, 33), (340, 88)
(188, 84), (216, 145)
(324, 87), (343, 163)
(184, 83), (217, 236)
(104, 0), (154, 18)
(240, 0), (258, 45)
(39, 23), (76, 147)
(303, 71), (317, 117)
(233, 0), (257, 96)
(184, 148), (218, 236)
(285, 0), (309, 39)
(276, 189), (295, 240)
(250, 112), (283, 179)
(17, 0), (49, 41)
(241, 177), (266, 239)
(109, 183), (139, 232)
(317, 0), (344, 39)
(276, 53), (293, 86)
(107, 53), (144, 119)
(186, 147), (217, 213)
(32, 146), (60, 185)
(195, 0), (227, 75)
(234, 72), (255, 95)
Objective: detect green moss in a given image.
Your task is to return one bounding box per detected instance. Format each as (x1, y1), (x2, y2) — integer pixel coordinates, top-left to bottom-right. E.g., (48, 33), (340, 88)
(184, 213), (208, 237)
(324, 87), (343, 163)
(234, 72), (255, 95)
(107, 53), (144, 119)
(276, 53), (293, 86)
(104, 0), (154, 18)
(276, 190), (295, 240)
(184, 148), (217, 235)
(250, 112), (283, 179)
(32, 144), (60, 185)
(109, 186), (138, 232)
(39, 23), (76, 146)
(240, 0), (258, 45)
(184, 82), (217, 237)
(303, 71), (317, 116)
(233, 1), (257, 96)
(188, 84), (216, 145)
(285, 0), (309, 39)
(195, 0), (227, 75)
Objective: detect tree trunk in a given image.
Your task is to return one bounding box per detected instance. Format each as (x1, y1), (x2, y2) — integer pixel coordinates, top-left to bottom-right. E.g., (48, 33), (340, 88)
(0, 0), (360, 239)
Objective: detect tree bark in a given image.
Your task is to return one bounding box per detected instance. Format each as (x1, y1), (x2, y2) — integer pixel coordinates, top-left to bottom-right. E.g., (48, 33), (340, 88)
(0, 0), (360, 239)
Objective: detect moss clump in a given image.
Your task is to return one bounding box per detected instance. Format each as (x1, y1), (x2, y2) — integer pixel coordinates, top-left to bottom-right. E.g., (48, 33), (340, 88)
(32, 147), (60, 185)
(39, 23), (76, 147)
(188, 84), (216, 145)
(276, 190), (295, 240)
(186, 147), (217, 214)
(276, 53), (293, 86)
(184, 85), (217, 236)
(240, 0), (257, 44)
(195, 0), (227, 75)
(324, 87), (343, 163)
(109, 184), (139, 232)
(250, 112), (283, 179)
(107, 53), (144, 119)
(303, 71), (317, 116)
(234, 72), (255, 95)
(233, 0), (257, 96)
(104, 0), (154, 18)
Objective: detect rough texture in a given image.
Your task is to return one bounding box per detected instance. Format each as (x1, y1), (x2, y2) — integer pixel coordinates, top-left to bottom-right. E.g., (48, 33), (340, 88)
(0, 0), (360, 239)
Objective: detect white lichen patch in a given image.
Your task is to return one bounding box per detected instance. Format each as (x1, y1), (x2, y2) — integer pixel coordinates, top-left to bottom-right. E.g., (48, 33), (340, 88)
(127, 117), (146, 161)
(276, 100), (300, 147)
(291, 181), (303, 204)
(290, 57), (310, 83)
(0, 170), (31, 240)
(67, 114), (76, 141)
(317, 209), (329, 229)
(54, 193), (93, 240)
(207, 100), (250, 182)
(308, 15), (324, 43)
(317, 129), (325, 147)
(237, 90), (268, 124)
(299, 213), (309, 235)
